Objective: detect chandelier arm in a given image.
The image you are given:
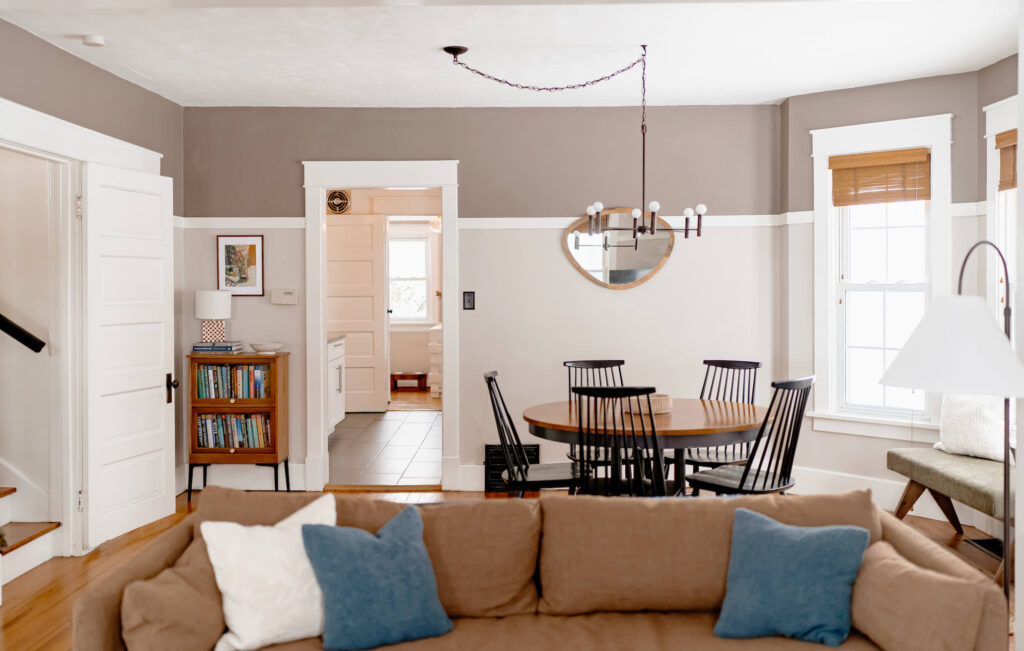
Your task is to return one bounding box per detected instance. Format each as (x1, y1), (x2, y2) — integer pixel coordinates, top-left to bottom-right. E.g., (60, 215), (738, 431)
(451, 55), (644, 93)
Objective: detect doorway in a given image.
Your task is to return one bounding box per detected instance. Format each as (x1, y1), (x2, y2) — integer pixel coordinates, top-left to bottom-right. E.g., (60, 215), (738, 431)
(303, 161), (459, 492)
(322, 189), (444, 488)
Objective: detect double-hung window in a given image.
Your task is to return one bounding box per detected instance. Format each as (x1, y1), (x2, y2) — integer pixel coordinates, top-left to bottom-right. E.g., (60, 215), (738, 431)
(831, 148), (932, 418)
(388, 237), (431, 323)
(994, 128), (1019, 340)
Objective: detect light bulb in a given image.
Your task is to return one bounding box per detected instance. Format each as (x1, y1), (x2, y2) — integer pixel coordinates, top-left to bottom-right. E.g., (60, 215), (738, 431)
(683, 207), (695, 218)
(631, 208), (642, 219)
(593, 201), (604, 212)
(648, 200), (660, 212)
(696, 203), (708, 214)
(586, 205), (596, 216)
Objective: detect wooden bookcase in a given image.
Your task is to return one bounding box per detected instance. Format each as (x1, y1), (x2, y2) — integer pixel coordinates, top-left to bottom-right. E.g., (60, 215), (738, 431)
(186, 352), (289, 501)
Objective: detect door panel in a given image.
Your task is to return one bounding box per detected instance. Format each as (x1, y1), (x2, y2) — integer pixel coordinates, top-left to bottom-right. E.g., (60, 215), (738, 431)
(85, 163), (174, 549)
(325, 214), (389, 412)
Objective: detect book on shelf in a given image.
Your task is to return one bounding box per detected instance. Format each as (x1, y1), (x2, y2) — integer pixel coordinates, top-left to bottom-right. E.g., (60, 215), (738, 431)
(192, 341), (243, 353)
(197, 413), (272, 449)
(195, 363), (270, 399)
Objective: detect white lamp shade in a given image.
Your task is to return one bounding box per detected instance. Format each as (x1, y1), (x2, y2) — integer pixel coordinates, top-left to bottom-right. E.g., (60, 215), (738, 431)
(881, 295), (1024, 397)
(194, 290), (232, 320)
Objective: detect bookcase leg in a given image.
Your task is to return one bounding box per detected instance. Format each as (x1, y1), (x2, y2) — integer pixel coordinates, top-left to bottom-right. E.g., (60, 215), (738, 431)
(187, 465), (195, 504)
(202, 464), (208, 487)
(284, 459), (290, 492)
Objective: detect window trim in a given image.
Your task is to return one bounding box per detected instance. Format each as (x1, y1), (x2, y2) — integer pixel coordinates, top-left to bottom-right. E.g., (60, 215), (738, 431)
(811, 114), (953, 429)
(983, 95), (1018, 317)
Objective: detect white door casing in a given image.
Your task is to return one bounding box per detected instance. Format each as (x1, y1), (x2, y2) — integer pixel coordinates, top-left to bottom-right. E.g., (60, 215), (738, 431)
(326, 213), (390, 412)
(84, 163), (175, 549)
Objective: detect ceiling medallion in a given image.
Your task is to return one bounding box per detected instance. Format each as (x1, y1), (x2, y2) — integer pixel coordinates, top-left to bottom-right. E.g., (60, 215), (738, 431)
(326, 189), (351, 215)
(443, 44), (707, 241)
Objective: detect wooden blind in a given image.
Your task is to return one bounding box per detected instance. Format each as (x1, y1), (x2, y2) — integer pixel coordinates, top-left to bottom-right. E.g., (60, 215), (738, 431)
(996, 129), (1017, 191)
(829, 147), (931, 207)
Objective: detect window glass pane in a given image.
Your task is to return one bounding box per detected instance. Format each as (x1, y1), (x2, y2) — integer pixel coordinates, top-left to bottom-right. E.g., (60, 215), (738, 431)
(389, 239), (426, 279)
(573, 233), (605, 272)
(848, 203), (886, 228)
(845, 291), (884, 348)
(884, 350), (925, 411)
(886, 227), (926, 283)
(886, 200), (927, 227)
(389, 279), (427, 319)
(848, 229), (885, 283)
(846, 348), (885, 408)
(884, 291), (925, 349)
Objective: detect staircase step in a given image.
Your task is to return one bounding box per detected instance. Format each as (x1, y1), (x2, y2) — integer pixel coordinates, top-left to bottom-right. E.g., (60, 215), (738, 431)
(0, 521), (60, 555)
(0, 487), (15, 500)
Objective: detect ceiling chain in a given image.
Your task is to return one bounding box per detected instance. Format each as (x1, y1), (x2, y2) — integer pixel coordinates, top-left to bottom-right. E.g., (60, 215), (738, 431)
(449, 49), (646, 94)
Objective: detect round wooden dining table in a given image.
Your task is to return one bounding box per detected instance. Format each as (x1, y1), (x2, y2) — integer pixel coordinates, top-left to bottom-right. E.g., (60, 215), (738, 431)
(522, 398), (768, 493)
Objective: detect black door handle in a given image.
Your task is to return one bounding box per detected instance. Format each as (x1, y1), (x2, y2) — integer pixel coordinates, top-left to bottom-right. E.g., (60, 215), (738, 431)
(387, 309), (393, 314)
(166, 372), (179, 404)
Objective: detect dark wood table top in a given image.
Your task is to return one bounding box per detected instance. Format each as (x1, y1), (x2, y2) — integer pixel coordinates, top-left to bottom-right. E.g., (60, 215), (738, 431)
(522, 398), (767, 437)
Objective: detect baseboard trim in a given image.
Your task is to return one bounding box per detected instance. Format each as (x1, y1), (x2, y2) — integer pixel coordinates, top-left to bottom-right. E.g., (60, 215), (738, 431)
(174, 462), (306, 494)
(792, 465), (1001, 537)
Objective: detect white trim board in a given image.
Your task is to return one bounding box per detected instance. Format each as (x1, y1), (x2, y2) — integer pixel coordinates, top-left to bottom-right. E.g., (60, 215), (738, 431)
(174, 462), (306, 494)
(173, 217), (306, 229)
(0, 96), (161, 174)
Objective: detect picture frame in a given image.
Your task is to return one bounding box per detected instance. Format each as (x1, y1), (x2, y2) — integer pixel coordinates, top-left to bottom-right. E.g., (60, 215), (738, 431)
(217, 235), (264, 296)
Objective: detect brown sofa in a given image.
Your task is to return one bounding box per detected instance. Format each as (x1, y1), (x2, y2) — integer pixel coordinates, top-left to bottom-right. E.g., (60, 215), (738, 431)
(73, 487), (1007, 650)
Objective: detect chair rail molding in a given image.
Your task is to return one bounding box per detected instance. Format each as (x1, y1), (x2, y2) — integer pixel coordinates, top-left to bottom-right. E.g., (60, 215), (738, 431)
(810, 113), (953, 429)
(302, 160), (459, 491)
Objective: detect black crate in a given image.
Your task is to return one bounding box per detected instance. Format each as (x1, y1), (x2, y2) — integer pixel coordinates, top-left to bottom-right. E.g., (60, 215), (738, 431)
(485, 443), (539, 492)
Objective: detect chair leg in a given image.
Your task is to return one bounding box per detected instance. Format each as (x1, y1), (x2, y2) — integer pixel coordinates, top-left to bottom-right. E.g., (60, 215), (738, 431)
(926, 488), (964, 535)
(894, 479), (926, 520)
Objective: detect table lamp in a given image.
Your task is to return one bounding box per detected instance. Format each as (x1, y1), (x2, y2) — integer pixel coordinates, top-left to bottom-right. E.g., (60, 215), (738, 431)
(881, 241), (1024, 599)
(195, 290), (232, 343)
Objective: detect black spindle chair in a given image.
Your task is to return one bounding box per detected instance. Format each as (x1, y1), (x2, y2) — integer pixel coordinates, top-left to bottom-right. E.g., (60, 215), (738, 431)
(485, 371), (579, 497)
(572, 386), (668, 497)
(687, 376), (814, 496)
(665, 360), (762, 477)
(564, 360), (625, 462)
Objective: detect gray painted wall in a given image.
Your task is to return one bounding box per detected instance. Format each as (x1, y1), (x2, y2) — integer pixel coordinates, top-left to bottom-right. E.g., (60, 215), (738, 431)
(0, 20), (185, 214)
(182, 106), (780, 218)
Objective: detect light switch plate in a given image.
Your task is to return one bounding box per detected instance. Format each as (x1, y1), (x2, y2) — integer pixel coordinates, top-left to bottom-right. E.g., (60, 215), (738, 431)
(271, 289), (298, 305)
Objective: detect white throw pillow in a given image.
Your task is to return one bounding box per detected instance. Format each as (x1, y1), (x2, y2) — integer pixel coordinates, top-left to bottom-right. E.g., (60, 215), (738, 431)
(201, 495), (337, 651)
(935, 394), (1012, 463)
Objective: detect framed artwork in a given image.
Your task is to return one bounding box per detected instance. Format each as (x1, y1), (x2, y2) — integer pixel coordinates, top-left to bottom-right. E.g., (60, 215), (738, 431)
(217, 235), (264, 296)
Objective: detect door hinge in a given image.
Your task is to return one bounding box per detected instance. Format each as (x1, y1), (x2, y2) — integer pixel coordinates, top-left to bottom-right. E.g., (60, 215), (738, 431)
(76, 489), (85, 512)
(75, 195), (83, 219)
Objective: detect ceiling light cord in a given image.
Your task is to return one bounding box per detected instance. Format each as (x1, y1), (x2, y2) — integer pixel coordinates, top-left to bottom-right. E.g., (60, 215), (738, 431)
(448, 50), (645, 93)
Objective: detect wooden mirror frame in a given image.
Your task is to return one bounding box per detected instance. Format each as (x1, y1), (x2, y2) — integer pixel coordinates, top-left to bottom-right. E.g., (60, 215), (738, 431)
(561, 209), (675, 290)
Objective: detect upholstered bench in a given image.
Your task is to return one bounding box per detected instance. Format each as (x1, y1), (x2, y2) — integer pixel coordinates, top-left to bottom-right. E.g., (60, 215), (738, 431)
(887, 447), (1012, 533)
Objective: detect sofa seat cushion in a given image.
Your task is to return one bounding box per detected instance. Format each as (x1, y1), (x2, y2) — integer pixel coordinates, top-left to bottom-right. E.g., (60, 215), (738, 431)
(191, 487), (540, 617)
(539, 491), (881, 615)
(886, 447), (1012, 519)
(259, 613), (881, 650)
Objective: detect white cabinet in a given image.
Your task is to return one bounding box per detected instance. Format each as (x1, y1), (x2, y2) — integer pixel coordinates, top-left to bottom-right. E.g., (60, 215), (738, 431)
(327, 336), (346, 429)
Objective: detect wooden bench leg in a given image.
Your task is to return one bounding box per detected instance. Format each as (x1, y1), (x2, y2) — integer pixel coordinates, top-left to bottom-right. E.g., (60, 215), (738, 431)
(894, 479), (925, 520)
(926, 488), (964, 535)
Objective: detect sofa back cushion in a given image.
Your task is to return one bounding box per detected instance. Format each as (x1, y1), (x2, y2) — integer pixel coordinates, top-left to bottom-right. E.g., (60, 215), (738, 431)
(192, 487), (540, 617)
(538, 490), (882, 615)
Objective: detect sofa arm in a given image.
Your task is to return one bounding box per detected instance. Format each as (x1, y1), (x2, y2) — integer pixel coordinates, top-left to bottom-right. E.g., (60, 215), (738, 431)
(72, 515), (195, 651)
(879, 511), (1007, 651)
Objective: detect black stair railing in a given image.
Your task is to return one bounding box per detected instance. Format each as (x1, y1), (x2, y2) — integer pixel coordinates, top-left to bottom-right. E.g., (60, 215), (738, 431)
(0, 312), (45, 353)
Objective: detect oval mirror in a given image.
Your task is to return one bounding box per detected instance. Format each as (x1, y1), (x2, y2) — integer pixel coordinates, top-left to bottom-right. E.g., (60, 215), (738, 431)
(562, 208), (674, 289)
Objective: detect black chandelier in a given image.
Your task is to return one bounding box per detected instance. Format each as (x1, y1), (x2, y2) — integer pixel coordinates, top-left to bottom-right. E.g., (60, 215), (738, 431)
(443, 44), (707, 240)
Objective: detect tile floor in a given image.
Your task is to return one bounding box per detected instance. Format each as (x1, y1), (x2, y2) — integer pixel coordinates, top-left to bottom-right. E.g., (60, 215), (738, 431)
(327, 410), (442, 485)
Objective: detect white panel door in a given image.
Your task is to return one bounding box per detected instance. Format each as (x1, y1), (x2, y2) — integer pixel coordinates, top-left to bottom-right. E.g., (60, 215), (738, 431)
(325, 214), (389, 412)
(84, 163), (175, 549)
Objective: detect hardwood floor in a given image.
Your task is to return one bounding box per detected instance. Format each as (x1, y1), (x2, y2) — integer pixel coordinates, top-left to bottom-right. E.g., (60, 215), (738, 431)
(388, 390), (442, 411)
(0, 489), (1009, 650)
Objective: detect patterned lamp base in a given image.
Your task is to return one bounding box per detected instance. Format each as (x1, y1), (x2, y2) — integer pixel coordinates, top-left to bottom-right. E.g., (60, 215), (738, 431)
(201, 319), (226, 343)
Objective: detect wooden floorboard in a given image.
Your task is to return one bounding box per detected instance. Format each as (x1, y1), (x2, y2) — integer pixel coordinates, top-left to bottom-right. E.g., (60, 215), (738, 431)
(388, 390), (442, 411)
(0, 489), (1009, 650)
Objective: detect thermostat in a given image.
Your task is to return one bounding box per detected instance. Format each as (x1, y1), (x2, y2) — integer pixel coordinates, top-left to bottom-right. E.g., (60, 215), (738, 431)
(271, 289), (298, 305)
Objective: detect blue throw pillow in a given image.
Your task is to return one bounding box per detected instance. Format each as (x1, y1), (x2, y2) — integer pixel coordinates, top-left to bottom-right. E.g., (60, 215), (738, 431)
(714, 508), (870, 647)
(302, 507), (453, 650)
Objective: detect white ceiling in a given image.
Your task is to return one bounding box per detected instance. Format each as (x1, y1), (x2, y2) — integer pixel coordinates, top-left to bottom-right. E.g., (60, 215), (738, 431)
(0, 0), (1017, 107)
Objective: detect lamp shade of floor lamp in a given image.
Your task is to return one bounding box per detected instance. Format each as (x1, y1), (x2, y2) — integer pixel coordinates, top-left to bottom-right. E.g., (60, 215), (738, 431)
(195, 290), (232, 343)
(881, 241), (1024, 599)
